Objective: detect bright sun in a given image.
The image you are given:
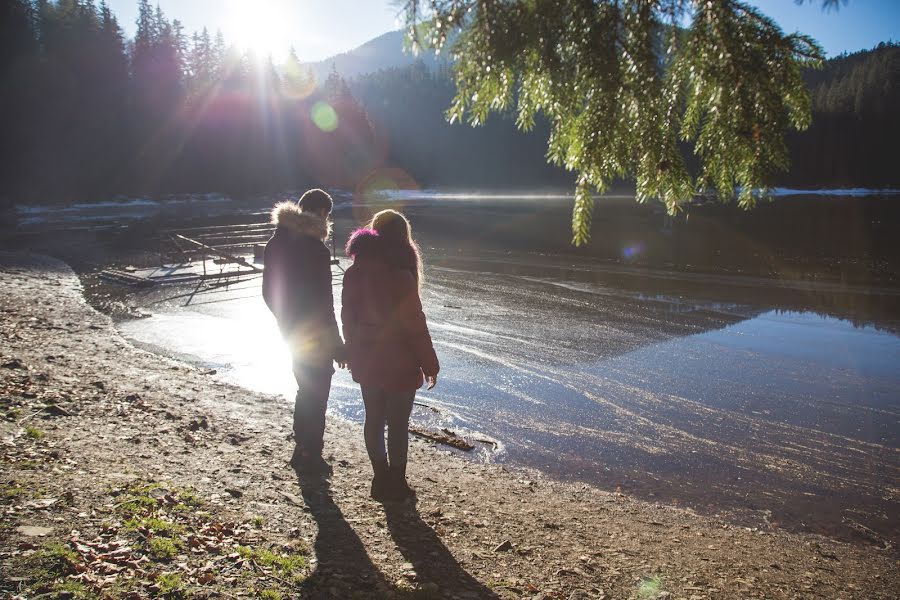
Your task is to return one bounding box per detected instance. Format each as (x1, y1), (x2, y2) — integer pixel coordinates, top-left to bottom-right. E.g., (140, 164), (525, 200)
(226, 0), (293, 60)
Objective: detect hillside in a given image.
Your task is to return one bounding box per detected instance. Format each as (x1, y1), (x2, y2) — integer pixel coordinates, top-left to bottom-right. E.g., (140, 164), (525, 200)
(345, 42), (900, 190)
(304, 30), (449, 84)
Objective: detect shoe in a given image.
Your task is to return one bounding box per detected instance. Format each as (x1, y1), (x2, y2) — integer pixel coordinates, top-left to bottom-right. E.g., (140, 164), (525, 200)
(370, 473), (390, 501)
(290, 449), (332, 475)
(386, 467), (416, 502)
(370, 460), (390, 501)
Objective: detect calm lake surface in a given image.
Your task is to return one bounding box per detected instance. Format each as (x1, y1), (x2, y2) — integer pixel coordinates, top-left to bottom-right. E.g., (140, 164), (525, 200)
(77, 192), (900, 546)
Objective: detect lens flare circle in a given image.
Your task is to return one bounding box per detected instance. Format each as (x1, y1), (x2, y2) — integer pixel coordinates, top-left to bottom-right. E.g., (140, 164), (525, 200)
(311, 102), (338, 132)
(622, 242), (644, 260)
(352, 168), (420, 224)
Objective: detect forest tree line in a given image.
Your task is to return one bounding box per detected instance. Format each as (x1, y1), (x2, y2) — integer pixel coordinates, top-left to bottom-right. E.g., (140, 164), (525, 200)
(351, 41), (899, 191)
(0, 0), (897, 207)
(0, 0), (374, 205)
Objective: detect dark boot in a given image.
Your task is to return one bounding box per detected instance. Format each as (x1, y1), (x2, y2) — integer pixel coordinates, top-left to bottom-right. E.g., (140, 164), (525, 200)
(387, 465), (416, 501)
(370, 459), (390, 501)
(290, 445), (331, 475)
(289, 444), (306, 468)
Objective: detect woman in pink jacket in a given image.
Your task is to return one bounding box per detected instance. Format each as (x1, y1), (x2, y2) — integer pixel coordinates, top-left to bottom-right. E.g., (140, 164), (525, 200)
(341, 209), (439, 501)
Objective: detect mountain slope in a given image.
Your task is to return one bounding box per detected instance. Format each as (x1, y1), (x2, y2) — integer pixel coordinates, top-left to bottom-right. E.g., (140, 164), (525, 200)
(305, 30), (448, 82)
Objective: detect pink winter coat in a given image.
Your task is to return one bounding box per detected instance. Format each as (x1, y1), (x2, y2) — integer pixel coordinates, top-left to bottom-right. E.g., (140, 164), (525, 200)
(341, 229), (439, 392)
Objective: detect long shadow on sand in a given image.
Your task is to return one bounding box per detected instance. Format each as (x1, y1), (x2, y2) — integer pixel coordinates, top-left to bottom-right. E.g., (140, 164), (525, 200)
(294, 471), (390, 598)
(384, 500), (500, 599)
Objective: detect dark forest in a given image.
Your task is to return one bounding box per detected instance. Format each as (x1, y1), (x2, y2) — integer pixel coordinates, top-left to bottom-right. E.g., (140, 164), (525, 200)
(0, 0), (897, 207)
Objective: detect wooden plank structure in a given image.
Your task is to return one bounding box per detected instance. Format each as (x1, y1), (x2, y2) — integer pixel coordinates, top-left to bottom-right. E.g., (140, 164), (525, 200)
(100, 220), (344, 305)
(158, 221), (274, 265)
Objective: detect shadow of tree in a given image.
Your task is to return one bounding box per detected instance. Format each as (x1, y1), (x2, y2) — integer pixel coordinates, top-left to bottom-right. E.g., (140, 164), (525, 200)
(384, 500), (500, 599)
(294, 471), (391, 599)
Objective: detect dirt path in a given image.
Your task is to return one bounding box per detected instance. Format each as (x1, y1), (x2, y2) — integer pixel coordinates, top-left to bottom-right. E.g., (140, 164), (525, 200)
(0, 251), (897, 599)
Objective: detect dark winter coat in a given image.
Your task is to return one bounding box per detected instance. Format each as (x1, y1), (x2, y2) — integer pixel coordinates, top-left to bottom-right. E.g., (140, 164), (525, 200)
(341, 228), (439, 392)
(262, 202), (343, 370)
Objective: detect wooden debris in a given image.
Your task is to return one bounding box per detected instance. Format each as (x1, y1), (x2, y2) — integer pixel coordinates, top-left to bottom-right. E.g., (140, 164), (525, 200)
(408, 425), (475, 451)
(173, 234), (262, 273)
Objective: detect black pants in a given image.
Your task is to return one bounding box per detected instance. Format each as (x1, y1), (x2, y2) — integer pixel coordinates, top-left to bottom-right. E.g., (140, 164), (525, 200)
(292, 362), (333, 457)
(361, 386), (415, 475)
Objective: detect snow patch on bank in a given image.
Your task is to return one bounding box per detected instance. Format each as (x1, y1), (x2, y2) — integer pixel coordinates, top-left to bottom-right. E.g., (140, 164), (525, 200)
(348, 187), (900, 203)
(768, 187), (900, 197)
(15, 194), (242, 228)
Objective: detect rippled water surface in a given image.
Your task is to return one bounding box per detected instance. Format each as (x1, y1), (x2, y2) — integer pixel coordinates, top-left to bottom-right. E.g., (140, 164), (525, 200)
(103, 194), (900, 546)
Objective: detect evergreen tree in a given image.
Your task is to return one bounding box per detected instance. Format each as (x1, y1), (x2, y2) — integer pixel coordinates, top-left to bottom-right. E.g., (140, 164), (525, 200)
(0, 0), (39, 203)
(283, 46), (313, 98)
(129, 1), (187, 191)
(0, 0), (892, 205)
(0, 0), (36, 73)
(133, 0), (154, 59)
(212, 29), (226, 79)
(401, 0), (828, 244)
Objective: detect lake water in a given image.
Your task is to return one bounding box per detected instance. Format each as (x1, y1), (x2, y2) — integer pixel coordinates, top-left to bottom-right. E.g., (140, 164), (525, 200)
(78, 192), (900, 546)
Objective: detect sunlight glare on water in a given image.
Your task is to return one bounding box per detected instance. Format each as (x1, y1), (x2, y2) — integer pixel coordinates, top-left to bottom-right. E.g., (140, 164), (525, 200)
(121, 287), (297, 400)
(119, 278), (363, 419)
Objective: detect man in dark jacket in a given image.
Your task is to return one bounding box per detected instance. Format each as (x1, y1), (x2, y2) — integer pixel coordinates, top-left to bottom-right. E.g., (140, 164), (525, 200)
(263, 189), (344, 472)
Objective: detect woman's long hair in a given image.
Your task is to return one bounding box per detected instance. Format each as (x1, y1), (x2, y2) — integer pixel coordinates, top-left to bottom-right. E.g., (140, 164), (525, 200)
(368, 209), (424, 290)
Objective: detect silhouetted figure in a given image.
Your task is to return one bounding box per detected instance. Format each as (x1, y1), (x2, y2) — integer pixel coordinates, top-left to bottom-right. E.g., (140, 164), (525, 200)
(341, 210), (439, 501)
(263, 189), (345, 472)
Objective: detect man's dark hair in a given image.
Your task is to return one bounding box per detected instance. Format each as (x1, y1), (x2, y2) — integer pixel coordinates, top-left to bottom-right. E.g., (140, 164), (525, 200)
(297, 188), (333, 214)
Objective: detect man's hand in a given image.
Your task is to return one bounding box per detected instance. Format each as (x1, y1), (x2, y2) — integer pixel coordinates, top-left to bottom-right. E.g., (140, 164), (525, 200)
(334, 342), (348, 370)
(426, 374), (437, 390)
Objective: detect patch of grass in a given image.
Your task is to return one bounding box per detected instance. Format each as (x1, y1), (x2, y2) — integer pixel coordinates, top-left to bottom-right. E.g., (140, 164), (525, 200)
(237, 545), (306, 583)
(19, 542), (80, 586)
(118, 495), (158, 517)
(1, 483), (27, 501)
(16, 459), (41, 470)
(24, 425), (45, 439)
(148, 537), (182, 560)
(176, 488), (203, 507)
(156, 572), (187, 598)
(115, 482), (168, 517)
(52, 579), (93, 599)
(39, 542), (80, 568)
(638, 575), (666, 599)
(124, 517), (184, 537)
(259, 589), (283, 600)
(107, 575), (142, 598)
(252, 515), (265, 529)
(136, 485), (204, 514)
(133, 482), (166, 495)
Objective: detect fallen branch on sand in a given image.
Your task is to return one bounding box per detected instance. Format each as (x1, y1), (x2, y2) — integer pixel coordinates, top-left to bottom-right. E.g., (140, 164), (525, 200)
(408, 425), (475, 451)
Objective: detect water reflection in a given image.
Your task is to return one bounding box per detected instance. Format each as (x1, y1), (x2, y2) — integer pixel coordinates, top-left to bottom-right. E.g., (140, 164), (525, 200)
(116, 253), (900, 547)
(97, 191), (900, 547)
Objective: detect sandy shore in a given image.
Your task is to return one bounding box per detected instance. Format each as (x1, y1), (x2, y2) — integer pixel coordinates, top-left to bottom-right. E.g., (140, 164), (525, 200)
(1, 251), (897, 599)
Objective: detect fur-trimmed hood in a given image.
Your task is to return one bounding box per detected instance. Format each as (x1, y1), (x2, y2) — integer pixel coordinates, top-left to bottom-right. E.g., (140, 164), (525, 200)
(271, 201), (330, 241)
(345, 227), (422, 288)
(345, 227), (380, 258)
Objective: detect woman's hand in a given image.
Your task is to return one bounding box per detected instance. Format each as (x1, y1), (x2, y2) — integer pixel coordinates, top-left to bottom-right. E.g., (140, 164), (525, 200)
(426, 374), (437, 390)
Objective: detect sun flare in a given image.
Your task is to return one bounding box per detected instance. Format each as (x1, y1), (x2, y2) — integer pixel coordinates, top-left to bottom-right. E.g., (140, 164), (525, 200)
(225, 0), (294, 60)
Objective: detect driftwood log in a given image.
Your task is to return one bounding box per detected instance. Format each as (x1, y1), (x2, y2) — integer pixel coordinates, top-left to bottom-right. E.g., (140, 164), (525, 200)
(408, 425), (475, 451)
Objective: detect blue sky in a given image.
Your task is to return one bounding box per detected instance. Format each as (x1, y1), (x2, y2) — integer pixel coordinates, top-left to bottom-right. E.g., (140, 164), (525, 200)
(106, 0), (403, 62)
(751, 0), (898, 57)
(106, 0), (897, 62)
